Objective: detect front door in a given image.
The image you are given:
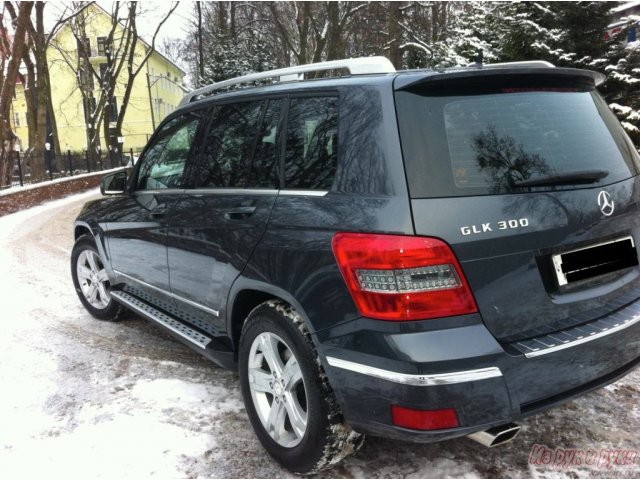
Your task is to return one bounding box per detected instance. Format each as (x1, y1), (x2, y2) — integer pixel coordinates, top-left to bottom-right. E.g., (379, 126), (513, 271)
(166, 98), (283, 339)
(105, 111), (204, 310)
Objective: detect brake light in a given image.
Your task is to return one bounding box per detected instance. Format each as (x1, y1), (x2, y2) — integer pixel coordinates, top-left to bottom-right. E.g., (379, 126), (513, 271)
(391, 405), (459, 430)
(331, 233), (477, 321)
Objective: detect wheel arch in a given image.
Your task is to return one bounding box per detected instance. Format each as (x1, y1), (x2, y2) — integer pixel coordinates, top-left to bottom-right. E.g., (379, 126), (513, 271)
(74, 221), (93, 240)
(73, 220), (115, 281)
(227, 278), (317, 355)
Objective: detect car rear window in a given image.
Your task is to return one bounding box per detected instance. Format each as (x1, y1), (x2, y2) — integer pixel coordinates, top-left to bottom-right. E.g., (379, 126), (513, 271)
(396, 87), (640, 197)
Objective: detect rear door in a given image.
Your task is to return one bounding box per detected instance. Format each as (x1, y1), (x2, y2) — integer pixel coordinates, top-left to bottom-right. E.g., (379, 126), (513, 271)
(105, 112), (203, 309)
(165, 98), (283, 337)
(395, 72), (640, 342)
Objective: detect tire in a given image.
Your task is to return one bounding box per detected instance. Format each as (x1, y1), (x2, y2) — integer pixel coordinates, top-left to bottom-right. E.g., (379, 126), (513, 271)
(71, 235), (122, 321)
(239, 300), (363, 474)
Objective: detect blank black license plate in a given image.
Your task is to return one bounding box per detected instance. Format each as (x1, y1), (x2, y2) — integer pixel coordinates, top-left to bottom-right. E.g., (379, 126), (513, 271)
(552, 236), (639, 286)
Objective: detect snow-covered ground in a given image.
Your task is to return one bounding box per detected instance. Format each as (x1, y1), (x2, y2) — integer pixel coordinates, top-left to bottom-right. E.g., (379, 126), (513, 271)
(0, 190), (638, 478)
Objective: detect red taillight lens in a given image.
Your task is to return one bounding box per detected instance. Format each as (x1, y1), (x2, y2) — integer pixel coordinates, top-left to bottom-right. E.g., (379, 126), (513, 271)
(391, 405), (459, 430)
(331, 233), (477, 321)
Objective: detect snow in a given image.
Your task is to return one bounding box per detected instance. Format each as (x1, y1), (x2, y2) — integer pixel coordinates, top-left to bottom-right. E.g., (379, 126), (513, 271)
(0, 191), (638, 477)
(611, 1), (640, 14)
(0, 167), (124, 197)
(610, 103), (634, 115)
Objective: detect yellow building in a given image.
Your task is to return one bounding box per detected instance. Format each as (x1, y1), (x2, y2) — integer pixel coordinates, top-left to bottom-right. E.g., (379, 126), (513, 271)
(9, 75), (29, 151)
(10, 3), (186, 154)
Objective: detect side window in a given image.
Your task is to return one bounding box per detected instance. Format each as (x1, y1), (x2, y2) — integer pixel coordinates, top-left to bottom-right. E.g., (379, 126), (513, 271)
(284, 96), (338, 190)
(193, 101), (265, 188)
(248, 99), (282, 189)
(136, 113), (200, 190)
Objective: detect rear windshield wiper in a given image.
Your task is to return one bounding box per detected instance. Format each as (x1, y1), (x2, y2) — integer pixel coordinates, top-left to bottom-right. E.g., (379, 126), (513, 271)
(513, 170), (609, 188)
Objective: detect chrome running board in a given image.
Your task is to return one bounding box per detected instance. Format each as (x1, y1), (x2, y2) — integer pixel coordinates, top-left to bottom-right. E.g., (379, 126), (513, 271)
(111, 290), (212, 349)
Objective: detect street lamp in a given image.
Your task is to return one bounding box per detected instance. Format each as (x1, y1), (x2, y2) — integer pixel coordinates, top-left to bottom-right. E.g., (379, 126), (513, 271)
(14, 142), (23, 187)
(97, 145), (103, 171)
(45, 142), (52, 180)
(117, 136), (125, 166)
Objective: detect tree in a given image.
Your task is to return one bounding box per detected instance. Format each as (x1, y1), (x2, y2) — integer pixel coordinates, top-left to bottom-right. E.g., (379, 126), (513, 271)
(0, 1), (34, 187)
(199, 2), (277, 84)
(6, 1), (93, 180)
(49, 2), (177, 161)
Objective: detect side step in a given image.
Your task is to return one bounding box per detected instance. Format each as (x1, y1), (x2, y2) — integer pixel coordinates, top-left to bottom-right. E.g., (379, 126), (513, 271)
(111, 290), (212, 349)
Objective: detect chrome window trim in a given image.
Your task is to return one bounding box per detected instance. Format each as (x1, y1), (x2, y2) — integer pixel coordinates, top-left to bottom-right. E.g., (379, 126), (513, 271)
(181, 188), (328, 196)
(186, 188), (279, 196)
(114, 270), (220, 317)
(280, 190), (329, 197)
(133, 188), (185, 196)
(522, 313), (640, 358)
(325, 356), (502, 386)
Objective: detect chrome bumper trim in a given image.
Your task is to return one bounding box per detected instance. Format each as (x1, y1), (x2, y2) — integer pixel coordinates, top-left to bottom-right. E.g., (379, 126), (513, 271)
(325, 356), (502, 386)
(520, 313), (640, 358)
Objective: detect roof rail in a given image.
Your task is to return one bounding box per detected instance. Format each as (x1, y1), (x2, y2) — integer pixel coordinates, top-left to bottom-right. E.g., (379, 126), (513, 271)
(178, 56), (396, 106)
(476, 60), (556, 69)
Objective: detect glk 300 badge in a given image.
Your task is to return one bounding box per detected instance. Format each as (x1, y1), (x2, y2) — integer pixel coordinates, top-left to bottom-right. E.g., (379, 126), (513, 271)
(460, 218), (529, 236)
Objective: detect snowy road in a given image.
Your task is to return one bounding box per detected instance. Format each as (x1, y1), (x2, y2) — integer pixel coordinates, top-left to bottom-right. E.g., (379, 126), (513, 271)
(0, 190), (639, 478)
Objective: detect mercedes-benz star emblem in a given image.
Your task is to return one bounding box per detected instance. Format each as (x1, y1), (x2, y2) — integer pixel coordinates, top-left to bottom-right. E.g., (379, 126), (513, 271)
(597, 190), (614, 216)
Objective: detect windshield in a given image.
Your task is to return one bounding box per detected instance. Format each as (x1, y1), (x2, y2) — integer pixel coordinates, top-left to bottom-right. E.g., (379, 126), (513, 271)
(395, 87), (640, 197)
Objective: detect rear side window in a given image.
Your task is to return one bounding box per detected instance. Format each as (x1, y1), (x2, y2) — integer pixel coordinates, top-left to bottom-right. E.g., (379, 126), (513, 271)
(396, 88), (640, 197)
(194, 100), (266, 189)
(248, 99), (282, 189)
(284, 96), (338, 190)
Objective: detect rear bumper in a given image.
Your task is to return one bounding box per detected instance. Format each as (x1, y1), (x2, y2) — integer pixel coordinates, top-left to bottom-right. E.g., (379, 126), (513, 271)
(314, 304), (640, 442)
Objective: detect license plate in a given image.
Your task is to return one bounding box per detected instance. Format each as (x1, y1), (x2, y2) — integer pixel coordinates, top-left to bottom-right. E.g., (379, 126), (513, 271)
(551, 236), (638, 287)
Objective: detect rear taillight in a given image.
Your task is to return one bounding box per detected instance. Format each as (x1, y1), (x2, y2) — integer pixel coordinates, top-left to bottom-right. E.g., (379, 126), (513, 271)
(331, 233), (477, 321)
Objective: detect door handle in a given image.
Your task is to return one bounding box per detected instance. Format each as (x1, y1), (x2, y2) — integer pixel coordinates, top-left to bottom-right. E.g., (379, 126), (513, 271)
(224, 206), (257, 220)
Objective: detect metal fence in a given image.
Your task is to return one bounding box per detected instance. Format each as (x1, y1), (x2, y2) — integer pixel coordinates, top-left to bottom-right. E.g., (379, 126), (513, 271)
(5, 148), (144, 189)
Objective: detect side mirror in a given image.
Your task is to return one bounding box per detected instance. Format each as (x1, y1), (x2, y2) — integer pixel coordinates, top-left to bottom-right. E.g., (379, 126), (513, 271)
(100, 170), (127, 195)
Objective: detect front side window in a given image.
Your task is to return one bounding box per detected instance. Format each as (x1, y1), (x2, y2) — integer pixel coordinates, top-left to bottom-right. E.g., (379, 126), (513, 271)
(284, 96), (338, 190)
(136, 113), (201, 190)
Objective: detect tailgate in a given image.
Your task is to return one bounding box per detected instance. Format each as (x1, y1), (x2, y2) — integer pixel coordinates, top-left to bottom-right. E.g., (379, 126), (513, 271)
(395, 68), (640, 341)
(411, 178), (640, 341)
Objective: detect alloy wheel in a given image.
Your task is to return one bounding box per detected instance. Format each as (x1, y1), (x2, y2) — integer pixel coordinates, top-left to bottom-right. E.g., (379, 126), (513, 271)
(247, 331), (308, 448)
(76, 250), (111, 310)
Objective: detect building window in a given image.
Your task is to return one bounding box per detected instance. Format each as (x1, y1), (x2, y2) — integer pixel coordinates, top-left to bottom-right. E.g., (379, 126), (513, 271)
(97, 37), (107, 56)
(13, 112), (20, 128)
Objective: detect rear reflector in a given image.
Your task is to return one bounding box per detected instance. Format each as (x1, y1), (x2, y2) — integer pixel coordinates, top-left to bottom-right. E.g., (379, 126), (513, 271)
(332, 233), (477, 321)
(391, 405), (459, 430)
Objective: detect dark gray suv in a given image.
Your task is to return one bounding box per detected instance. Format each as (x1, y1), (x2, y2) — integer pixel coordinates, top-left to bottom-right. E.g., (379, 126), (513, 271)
(71, 57), (640, 473)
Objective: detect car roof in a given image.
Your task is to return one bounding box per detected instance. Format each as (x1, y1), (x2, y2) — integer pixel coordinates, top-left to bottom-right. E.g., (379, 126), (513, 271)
(174, 60), (604, 116)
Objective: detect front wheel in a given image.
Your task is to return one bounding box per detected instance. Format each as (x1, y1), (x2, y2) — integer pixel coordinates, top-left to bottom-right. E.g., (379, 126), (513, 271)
(239, 301), (363, 474)
(71, 235), (122, 321)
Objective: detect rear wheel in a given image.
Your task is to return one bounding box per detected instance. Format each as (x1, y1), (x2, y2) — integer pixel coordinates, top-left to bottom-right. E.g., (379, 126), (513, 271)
(239, 301), (363, 473)
(71, 235), (122, 321)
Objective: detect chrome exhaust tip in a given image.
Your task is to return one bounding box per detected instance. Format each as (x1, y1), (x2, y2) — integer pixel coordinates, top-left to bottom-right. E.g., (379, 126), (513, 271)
(467, 423), (521, 448)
